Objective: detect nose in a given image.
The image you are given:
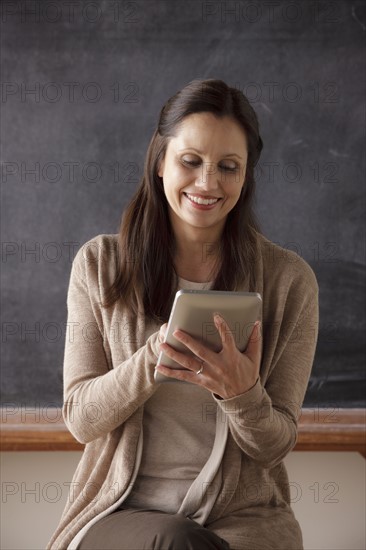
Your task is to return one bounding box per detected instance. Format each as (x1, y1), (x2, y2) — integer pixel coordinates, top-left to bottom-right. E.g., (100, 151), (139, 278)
(194, 162), (220, 192)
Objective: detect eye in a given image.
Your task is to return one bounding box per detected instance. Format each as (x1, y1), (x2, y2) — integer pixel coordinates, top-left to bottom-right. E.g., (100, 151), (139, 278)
(182, 157), (201, 167)
(181, 157), (238, 173)
(220, 164), (238, 173)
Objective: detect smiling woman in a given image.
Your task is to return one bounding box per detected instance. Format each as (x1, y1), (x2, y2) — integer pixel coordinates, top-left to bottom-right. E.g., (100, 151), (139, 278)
(99, 79), (264, 322)
(47, 79), (319, 550)
(157, 113), (248, 283)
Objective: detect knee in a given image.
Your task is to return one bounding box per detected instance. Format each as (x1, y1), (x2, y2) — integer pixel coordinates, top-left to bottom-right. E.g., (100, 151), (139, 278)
(157, 515), (228, 549)
(158, 513), (198, 540)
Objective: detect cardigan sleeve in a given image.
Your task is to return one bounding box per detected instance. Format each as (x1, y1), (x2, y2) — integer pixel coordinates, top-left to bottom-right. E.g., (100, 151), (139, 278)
(213, 266), (319, 469)
(62, 254), (161, 445)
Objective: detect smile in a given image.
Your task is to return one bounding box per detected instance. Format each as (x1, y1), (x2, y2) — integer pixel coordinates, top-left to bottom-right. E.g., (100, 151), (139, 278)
(184, 193), (221, 206)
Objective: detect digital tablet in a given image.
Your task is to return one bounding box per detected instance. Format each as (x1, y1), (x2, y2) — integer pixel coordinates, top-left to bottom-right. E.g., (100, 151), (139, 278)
(154, 289), (262, 384)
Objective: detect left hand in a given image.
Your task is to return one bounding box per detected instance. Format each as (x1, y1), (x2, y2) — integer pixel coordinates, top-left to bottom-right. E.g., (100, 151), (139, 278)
(158, 323), (168, 343)
(155, 313), (262, 400)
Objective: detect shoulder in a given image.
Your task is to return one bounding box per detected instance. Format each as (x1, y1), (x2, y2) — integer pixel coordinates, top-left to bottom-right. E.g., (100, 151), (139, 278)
(256, 233), (319, 297)
(73, 234), (118, 264)
(71, 234), (119, 283)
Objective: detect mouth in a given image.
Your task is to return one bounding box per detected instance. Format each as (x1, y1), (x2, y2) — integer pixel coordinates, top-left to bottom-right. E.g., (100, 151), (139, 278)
(183, 192), (222, 207)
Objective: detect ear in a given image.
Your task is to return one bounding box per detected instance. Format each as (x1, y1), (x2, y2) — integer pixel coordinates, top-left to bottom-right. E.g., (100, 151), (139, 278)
(157, 159), (165, 178)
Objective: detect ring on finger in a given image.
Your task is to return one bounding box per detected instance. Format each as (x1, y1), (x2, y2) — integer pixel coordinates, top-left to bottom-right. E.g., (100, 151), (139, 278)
(196, 361), (204, 375)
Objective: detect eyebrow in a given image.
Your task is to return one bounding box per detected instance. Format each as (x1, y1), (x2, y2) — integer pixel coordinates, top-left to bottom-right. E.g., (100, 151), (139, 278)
(177, 148), (243, 160)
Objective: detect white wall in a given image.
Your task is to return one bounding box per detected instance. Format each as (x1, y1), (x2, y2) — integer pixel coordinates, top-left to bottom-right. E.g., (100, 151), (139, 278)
(1, 451), (365, 550)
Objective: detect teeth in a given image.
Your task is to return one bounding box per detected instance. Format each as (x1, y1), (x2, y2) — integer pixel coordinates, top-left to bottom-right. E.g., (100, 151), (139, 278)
(185, 193), (219, 206)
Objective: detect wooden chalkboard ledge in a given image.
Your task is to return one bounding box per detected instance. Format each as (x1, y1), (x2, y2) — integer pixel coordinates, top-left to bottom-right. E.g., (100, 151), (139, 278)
(1, 408), (365, 457)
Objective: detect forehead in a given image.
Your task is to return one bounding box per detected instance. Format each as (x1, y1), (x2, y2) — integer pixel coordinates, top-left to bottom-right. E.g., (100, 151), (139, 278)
(168, 112), (248, 153)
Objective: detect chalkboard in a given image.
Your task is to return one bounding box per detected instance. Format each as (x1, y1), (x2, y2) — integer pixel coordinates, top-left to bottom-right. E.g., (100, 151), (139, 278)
(2, 0), (365, 410)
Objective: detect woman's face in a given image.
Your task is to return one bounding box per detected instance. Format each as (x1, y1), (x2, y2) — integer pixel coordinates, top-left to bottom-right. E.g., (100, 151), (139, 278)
(158, 112), (248, 239)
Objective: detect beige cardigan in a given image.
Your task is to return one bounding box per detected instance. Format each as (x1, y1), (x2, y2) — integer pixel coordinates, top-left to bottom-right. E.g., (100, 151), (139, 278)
(47, 232), (319, 550)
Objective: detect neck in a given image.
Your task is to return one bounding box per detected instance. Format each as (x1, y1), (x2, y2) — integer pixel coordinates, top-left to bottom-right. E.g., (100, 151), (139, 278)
(172, 225), (223, 282)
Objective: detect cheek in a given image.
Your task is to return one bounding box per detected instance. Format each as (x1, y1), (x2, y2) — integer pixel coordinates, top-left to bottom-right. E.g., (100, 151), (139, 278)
(163, 178), (183, 205)
(223, 185), (243, 208)
(170, 167), (192, 193)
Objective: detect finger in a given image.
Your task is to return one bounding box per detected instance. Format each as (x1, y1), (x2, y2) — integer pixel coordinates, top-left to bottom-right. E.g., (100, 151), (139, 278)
(244, 321), (262, 363)
(160, 341), (206, 373)
(155, 364), (204, 384)
(171, 330), (214, 364)
(159, 323), (168, 343)
(213, 313), (236, 351)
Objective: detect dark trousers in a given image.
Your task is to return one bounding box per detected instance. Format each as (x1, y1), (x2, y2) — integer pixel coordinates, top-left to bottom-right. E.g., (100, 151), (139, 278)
(77, 507), (230, 550)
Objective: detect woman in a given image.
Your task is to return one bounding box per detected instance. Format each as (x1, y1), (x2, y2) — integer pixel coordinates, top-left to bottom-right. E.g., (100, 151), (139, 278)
(47, 79), (319, 550)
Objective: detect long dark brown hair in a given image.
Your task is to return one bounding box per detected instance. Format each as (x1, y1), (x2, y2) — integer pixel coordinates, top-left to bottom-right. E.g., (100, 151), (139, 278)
(102, 79), (263, 323)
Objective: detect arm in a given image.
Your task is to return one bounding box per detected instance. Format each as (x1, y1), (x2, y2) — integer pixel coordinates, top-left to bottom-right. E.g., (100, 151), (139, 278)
(62, 255), (161, 444)
(214, 277), (319, 469)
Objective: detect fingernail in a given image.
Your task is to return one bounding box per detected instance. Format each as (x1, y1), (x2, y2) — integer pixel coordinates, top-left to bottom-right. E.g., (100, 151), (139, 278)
(214, 312), (222, 321)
